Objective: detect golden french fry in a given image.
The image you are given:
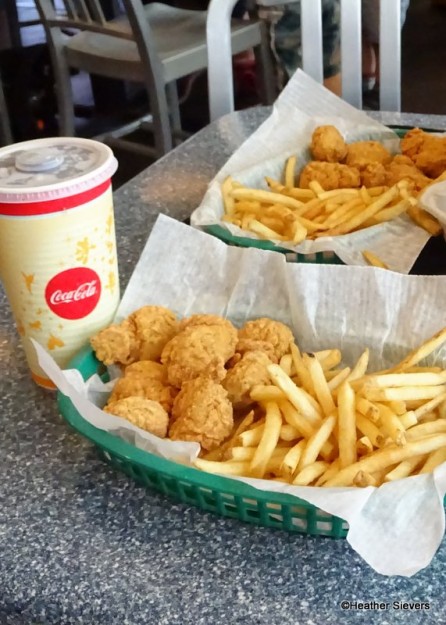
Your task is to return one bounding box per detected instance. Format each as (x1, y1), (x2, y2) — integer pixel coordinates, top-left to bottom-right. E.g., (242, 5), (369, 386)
(324, 434), (446, 487)
(353, 471), (378, 487)
(317, 349), (342, 370)
(384, 456), (426, 481)
(393, 327), (446, 371)
(194, 458), (251, 476)
(359, 186), (372, 205)
(280, 439), (306, 478)
(279, 354), (293, 376)
(290, 343), (315, 395)
(250, 385), (286, 402)
(308, 180), (325, 196)
(318, 188), (359, 201)
(405, 419), (446, 440)
(387, 400), (407, 415)
(293, 461), (329, 486)
(279, 424), (301, 441)
(247, 219), (288, 241)
(224, 410), (256, 452)
(363, 385), (446, 402)
(327, 367), (352, 391)
(228, 447), (256, 461)
(347, 349), (370, 382)
(338, 382), (357, 467)
(356, 397), (381, 422)
(366, 371), (446, 387)
(366, 198), (410, 225)
(303, 353), (336, 418)
(375, 402), (406, 446)
(222, 176), (235, 215)
(407, 205), (442, 236)
(315, 458), (341, 486)
(278, 400), (334, 460)
(356, 413), (385, 447)
(284, 155), (297, 188)
(268, 364), (322, 426)
(418, 447), (446, 474)
(298, 415), (337, 470)
(231, 188), (305, 210)
(357, 436), (374, 456)
(414, 392), (446, 420)
(238, 424), (264, 447)
(362, 250), (389, 270)
(249, 401), (282, 478)
(398, 411), (418, 430)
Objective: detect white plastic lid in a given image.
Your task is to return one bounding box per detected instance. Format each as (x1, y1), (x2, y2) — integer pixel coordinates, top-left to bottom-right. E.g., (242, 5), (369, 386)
(0, 137), (118, 203)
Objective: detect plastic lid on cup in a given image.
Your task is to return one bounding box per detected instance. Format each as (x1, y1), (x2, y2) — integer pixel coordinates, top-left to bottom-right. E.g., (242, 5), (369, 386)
(0, 137), (118, 203)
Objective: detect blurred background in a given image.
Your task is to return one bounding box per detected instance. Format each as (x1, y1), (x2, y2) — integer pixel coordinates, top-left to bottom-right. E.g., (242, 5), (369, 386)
(0, 0), (445, 188)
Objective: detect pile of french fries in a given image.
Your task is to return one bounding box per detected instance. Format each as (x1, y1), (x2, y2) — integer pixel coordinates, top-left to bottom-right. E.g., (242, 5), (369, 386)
(195, 327), (446, 488)
(221, 155), (442, 258)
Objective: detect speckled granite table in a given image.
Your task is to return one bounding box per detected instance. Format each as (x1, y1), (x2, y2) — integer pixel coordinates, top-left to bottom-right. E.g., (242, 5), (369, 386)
(2, 109), (446, 625)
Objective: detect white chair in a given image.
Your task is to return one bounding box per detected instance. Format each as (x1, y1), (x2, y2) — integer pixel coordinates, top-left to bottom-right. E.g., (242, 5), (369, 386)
(207, 0), (402, 121)
(34, 0), (275, 158)
(0, 74), (12, 146)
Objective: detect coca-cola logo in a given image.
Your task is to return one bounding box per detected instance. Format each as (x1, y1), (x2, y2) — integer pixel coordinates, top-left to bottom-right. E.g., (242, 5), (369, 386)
(45, 268), (101, 320)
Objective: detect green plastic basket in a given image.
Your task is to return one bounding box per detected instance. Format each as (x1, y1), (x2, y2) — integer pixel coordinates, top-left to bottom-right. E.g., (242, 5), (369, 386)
(203, 128), (428, 265)
(57, 344), (348, 538)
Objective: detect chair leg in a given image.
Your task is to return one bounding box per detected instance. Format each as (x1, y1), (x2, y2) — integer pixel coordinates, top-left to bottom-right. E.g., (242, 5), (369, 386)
(166, 81), (182, 138)
(254, 22), (277, 106)
(53, 55), (75, 136)
(0, 76), (13, 146)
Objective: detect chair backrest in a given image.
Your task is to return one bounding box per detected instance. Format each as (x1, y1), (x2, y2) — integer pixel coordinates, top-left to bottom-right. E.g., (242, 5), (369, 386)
(207, 0), (401, 121)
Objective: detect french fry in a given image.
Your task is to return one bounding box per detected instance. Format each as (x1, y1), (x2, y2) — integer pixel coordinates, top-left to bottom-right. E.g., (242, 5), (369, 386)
(356, 413), (385, 447)
(366, 198), (410, 225)
(356, 397), (381, 423)
(418, 448), (446, 474)
(298, 415), (337, 470)
(293, 461), (329, 486)
(280, 424), (301, 441)
(318, 188), (359, 200)
(231, 188), (305, 211)
(327, 367), (352, 391)
(250, 401), (282, 478)
(384, 455), (426, 481)
(324, 434), (446, 487)
(278, 401), (334, 460)
(268, 364), (322, 426)
(238, 424), (264, 447)
(317, 349), (342, 370)
(393, 327), (446, 372)
(398, 411), (418, 430)
(338, 382), (357, 467)
(405, 419), (446, 440)
(407, 205), (442, 236)
(362, 250), (389, 270)
(414, 392), (446, 420)
(247, 219), (288, 241)
(353, 471), (378, 487)
(375, 402), (406, 446)
(303, 353), (336, 418)
(347, 349), (370, 381)
(315, 458), (341, 486)
(284, 155), (297, 188)
(308, 180), (325, 196)
(290, 343), (315, 395)
(366, 371), (446, 387)
(280, 439), (306, 479)
(194, 458), (251, 476)
(250, 385), (285, 402)
(279, 354), (293, 376)
(357, 436), (374, 456)
(387, 400), (407, 415)
(222, 176), (235, 215)
(363, 385), (446, 402)
(359, 186), (372, 205)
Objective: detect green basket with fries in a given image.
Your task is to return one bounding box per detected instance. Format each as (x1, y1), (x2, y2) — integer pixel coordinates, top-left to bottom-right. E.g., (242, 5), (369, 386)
(57, 344), (349, 539)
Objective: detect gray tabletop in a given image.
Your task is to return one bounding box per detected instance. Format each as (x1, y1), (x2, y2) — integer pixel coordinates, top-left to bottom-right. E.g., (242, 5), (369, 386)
(1, 108), (446, 625)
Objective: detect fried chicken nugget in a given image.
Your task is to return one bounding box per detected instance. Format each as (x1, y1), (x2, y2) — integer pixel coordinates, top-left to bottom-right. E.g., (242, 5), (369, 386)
(414, 148), (446, 179)
(104, 397), (168, 438)
(345, 141), (392, 168)
(299, 161), (361, 190)
(108, 374), (176, 412)
(178, 314), (234, 333)
(223, 351), (273, 407)
(161, 323), (238, 388)
(311, 125), (347, 163)
(124, 360), (167, 382)
(359, 162), (387, 187)
(238, 318), (293, 361)
(169, 377), (233, 450)
(90, 319), (139, 366)
(386, 155), (432, 192)
(129, 306), (178, 361)
(400, 128), (436, 159)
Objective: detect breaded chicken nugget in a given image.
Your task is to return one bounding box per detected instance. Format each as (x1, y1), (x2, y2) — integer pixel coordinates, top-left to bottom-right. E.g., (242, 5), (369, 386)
(400, 128), (434, 160)
(108, 375), (176, 412)
(129, 305), (178, 361)
(238, 318), (293, 361)
(169, 377), (233, 450)
(359, 162), (387, 187)
(161, 324), (237, 388)
(299, 161), (361, 190)
(311, 125), (347, 163)
(178, 314), (235, 333)
(386, 155), (432, 192)
(124, 360), (167, 382)
(90, 319), (139, 366)
(223, 351), (273, 407)
(414, 148), (446, 180)
(346, 141), (392, 168)
(104, 397), (168, 438)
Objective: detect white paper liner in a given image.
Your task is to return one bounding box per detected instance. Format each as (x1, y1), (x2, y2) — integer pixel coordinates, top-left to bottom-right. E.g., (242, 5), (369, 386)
(34, 215), (446, 577)
(190, 70), (430, 274)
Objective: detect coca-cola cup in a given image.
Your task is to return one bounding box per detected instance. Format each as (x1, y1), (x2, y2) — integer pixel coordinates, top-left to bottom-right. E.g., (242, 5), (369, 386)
(0, 138), (120, 389)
